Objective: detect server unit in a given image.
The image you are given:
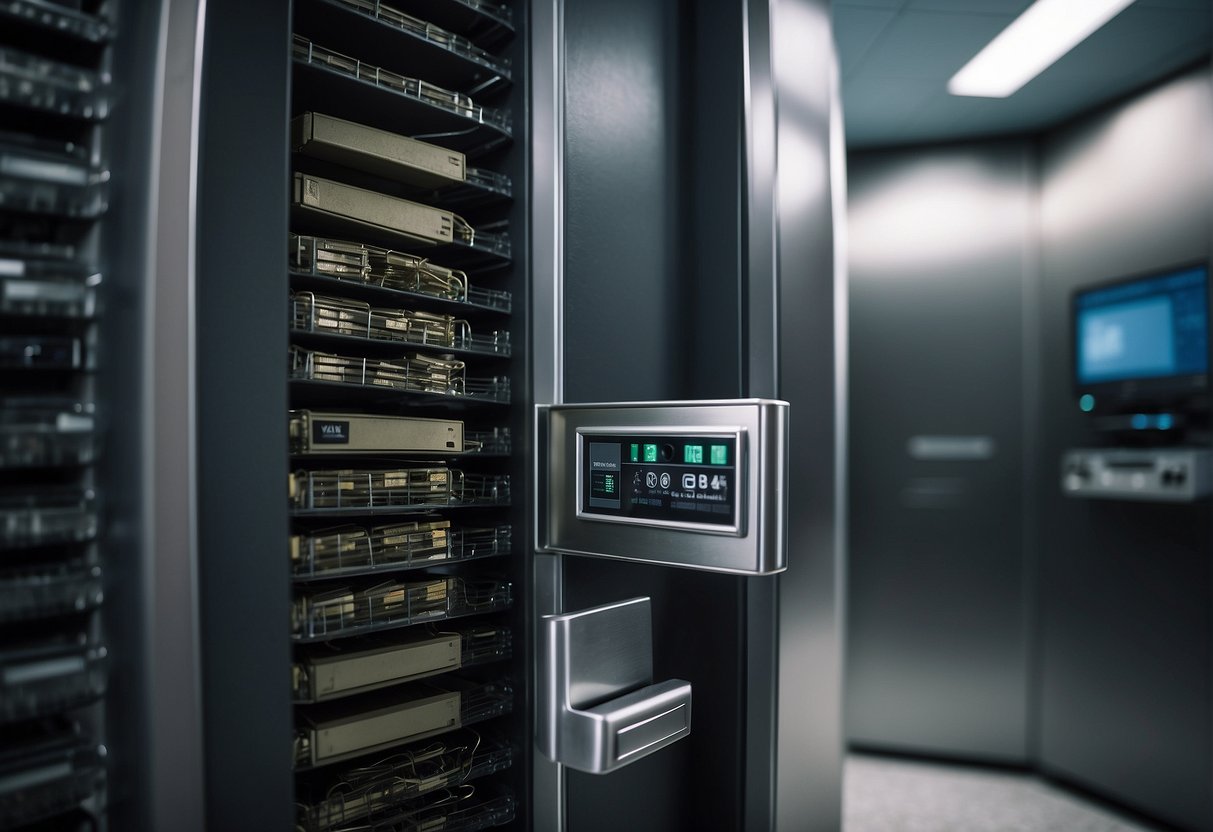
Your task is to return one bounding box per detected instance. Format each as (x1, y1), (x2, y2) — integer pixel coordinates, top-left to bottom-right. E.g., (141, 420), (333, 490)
(0, 3), (158, 829)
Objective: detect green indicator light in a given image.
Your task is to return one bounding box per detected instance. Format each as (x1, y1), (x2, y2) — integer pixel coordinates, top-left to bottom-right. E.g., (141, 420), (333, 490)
(643, 444), (658, 462)
(684, 445), (704, 464)
(630, 444), (639, 462)
(604, 474), (616, 494)
(1079, 394), (1095, 413)
(710, 445), (728, 465)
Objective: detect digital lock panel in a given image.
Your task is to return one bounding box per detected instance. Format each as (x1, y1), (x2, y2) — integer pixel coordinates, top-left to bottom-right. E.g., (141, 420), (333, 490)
(579, 431), (741, 532)
(539, 400), (788, 575)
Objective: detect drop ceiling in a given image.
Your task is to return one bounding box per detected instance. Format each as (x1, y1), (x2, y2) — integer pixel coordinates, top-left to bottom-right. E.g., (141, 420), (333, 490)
(834, 0), (1212, 149)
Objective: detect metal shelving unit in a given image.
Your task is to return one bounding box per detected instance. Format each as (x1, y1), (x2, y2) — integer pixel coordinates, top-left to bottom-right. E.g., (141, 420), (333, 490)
(285, 0), (524, 828)
(0, 1), (118, 826)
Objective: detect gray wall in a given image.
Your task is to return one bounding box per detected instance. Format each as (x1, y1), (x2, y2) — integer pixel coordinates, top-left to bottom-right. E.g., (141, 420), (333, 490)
(846, 62), (1213, 830)
(846, 140), (1036, 762)
(1036, 66), (1213, 832)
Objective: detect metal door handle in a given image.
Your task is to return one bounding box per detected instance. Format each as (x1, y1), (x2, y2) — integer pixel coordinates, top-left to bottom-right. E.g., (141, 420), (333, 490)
(538, 597), (692, 774)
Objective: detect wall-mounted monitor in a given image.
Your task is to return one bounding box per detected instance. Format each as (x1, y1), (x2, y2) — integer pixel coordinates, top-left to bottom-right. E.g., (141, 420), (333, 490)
(1072, 263), (1210, 414)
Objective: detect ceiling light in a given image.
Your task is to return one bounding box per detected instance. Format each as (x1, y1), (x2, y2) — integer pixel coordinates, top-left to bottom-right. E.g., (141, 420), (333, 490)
(948, 0), (1137, 98)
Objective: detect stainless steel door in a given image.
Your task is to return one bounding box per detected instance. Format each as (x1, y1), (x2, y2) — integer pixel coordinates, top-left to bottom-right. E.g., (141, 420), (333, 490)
(530, 0), (845, 829)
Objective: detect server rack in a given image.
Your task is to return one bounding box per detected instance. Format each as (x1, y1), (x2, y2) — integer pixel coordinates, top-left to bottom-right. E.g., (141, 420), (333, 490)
(182, 0), (841, 828)
(195, 0), (531, 829)
(0, 1), (126, 829)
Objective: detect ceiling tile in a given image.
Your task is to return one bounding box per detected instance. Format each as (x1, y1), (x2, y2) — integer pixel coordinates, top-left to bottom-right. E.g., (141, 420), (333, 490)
(854, 10), (1017, 80)
(905, 0), (1030, 13)
(832, 0), (905, 8)
(835, 0), (1212, 149)
(1036, 6), (1211, 81)
(842, 73), (939, 144)
(833, 6), (899, 77)
(1135, 0), (1211, 9)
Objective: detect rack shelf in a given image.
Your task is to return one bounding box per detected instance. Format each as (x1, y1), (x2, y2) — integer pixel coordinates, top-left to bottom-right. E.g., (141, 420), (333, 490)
(0, 399), (95, 468)
(296, 0), (511, 96)
(0, 639), (106, 724)
(0, 560), (101, 623)
(0, 726), (105, 829)
(291, 292), (511, 357)
(292, 624), (512, 702)
(0, 252), (99, 319)
(290, 346), (511, 404)
(289, 234), (512, 314)
(292, 575), (512, 642)
(292, 36), (510, 157)
(294, 675), (514, 768)
(0, 45), (109, 120)
(292, 521), (510, 581)
(290, 467), (511, 514)
(296, 728), (514, 832)
(389, 0), (513, 44)
(0, 488), (96, 551)
(0, 1), (113, 44)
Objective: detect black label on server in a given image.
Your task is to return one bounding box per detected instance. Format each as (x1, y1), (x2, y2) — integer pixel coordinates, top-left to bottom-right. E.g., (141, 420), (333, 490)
(312, 419), (350, 444)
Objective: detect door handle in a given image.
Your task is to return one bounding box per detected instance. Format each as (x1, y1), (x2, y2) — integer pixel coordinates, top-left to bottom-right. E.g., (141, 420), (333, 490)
(538, 597), (692, 774)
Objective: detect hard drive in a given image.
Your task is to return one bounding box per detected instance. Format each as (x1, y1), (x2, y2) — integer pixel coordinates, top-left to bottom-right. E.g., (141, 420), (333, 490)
(292, 112), (466, 188)
(295, 687), (461, 767)
(292, 173), (458, 247)
(289, 410), (463, 455)
(293, 632), (463, 702)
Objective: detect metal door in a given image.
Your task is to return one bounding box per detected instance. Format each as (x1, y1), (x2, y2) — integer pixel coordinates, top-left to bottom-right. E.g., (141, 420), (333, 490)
(529, 0), (846, 829)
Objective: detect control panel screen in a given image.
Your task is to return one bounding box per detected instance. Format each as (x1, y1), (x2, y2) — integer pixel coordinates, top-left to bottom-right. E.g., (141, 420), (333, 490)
(578, 432), (741, 531)
(1075, 265), (1208, 386)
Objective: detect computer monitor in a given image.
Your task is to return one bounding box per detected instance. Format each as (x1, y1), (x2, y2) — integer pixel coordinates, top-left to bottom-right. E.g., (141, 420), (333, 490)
(1072, 263), (1210, 414)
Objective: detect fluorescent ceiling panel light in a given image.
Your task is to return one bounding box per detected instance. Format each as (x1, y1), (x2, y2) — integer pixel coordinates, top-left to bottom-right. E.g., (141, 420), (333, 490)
(948, 0), (1137, 98)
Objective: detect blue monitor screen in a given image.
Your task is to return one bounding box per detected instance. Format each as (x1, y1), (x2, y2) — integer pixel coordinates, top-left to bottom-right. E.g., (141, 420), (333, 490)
(1075, 265), (1208, 387)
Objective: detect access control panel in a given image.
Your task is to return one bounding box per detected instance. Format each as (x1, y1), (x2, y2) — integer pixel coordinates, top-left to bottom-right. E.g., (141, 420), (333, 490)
(540, 400), (788, 574)
(1061, 447), (1211, 502)
(580, 432), (741, 532)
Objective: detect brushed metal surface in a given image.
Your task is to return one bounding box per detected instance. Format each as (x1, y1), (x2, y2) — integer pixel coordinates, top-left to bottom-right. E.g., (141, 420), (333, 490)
(847, 139), (1034, 763)
(538, 597), (692, 774)
(530, 0), (566, 824)
(540, 400), (788, 575)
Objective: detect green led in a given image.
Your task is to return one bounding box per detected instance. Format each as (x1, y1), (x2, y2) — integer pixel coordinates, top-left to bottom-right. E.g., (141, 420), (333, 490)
(710, 445), (728, 465)
(684, 445), (704, 464)
(1079, 394), (1095, 413)
(643, 444), (658, 462)
(630, 444), (639, 462)
(604, 474), (616, 494)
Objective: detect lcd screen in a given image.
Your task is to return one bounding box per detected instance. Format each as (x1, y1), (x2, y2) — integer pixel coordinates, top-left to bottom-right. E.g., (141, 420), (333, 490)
(1074, 264), (1209, 391)
(578, 432), (740, 531)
